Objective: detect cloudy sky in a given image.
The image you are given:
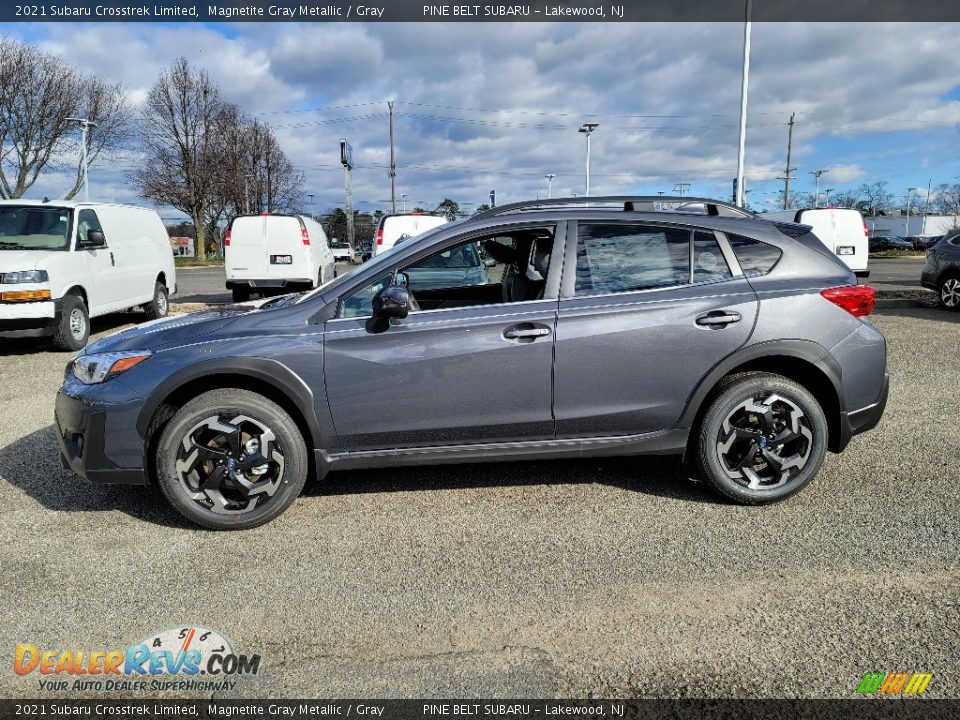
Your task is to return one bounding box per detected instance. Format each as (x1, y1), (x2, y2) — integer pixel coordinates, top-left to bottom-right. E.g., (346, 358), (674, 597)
(8, 21), (960, 218)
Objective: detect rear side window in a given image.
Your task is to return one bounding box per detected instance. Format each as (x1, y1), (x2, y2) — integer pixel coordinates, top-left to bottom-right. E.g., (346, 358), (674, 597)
(576, 224), (690, 295)
(693, 232), (732, 283)
(726, 234), (782, 277)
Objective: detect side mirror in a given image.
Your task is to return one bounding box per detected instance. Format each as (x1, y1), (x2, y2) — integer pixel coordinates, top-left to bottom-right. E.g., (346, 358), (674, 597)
(395, 271), (410, 288)
(484, 258), (496, 268)
(80, 229), (105, 248)
(372, 284), (410, 320)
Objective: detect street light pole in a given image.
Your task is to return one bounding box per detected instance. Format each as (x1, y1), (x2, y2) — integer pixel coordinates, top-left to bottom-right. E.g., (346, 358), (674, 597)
(735, 0), (752, 208)
(578, 123), (599, 196)
(401, 193), (407, 213)
(810, 169), (827, 207)
(66, 117), (98, 201)
(307, 193), (314, 216)
(906, 187), (917, 237)
(545, 173), (555, 199)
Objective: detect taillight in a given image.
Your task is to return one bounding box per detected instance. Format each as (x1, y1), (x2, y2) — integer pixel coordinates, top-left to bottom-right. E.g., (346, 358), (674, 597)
(301, 227), (310, 246)
(862, 221), (868, 237)
(375, 228), (383, 246)
(820, 285), (875, 318)
(224, 229), (231, 247)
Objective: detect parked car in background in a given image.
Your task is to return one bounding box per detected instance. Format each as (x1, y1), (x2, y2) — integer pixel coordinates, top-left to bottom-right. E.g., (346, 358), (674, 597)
(763, 208), (869, 277)
(0, 200), (175, 350)
(54, 195), (888, 529)
(371, 212), (448, 258)
(869, 235), (913, 252)
(225, 214), (335, 303)
(329, 237), (354, 262)
(921, 229), (960, 310)
(908, 235), (942, 250)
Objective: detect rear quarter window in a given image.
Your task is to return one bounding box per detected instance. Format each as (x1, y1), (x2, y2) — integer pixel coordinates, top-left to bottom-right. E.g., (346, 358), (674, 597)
(726, 234), (782, 277)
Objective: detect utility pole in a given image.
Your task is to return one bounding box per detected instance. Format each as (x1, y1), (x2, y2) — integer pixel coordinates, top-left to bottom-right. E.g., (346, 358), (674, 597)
(780, 112), (796, 209)
(922, 178), (932, 235)
(341, 139), (355, 253)
(388, 101), (396, 213)
(545, 174), (555, 199)
(674, 182), (691, 197)
(906, 187), (917, 238)
(66, 117), (98, 201)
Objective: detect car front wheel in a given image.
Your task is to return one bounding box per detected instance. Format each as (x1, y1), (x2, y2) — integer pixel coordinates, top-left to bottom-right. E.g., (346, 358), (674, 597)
(938, 274), (960, 310)
(51, 294), (89, 351)
(694, 372), (827, 505)
(155, 389), (309, 530)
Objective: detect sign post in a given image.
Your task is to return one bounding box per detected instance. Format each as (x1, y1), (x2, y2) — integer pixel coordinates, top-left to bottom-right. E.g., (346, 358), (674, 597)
(340, 139), (355, 256)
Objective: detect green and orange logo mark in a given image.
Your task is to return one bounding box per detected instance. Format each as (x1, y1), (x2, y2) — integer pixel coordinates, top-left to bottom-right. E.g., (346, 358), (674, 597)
(856, 672), (933, 695)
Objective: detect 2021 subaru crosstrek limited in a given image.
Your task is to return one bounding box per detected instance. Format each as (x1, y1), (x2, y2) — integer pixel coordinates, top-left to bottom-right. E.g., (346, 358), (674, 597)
(54, 197), (889, 529)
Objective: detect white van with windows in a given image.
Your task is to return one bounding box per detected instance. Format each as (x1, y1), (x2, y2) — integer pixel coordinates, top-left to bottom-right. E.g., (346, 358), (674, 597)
(764, 207), (869, 277)
(0, 200), (176, 351)
(371, 213), (449, 258)
(225, 214), (335, 303)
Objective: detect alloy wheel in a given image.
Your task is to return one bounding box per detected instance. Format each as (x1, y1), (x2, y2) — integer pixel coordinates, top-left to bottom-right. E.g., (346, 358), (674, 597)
(174, 414), (286, 515)
(157, 289), (168, 315)
(941, 278), (960, 308)
(715, 393), (813, 490)
(69, 308), (86, 341)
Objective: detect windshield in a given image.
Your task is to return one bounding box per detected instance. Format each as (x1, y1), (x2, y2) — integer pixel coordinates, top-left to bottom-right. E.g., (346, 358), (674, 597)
(294, 220), (463, 304)
(0, 206), (71, 251)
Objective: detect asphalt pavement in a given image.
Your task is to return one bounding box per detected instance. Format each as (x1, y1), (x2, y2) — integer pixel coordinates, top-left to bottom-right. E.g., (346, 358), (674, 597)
(0, 306), (957, 699)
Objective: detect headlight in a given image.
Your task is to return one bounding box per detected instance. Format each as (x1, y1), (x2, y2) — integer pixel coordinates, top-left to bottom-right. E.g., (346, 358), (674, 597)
(73, 351), (152, 384)
(2, 270), (48, 284)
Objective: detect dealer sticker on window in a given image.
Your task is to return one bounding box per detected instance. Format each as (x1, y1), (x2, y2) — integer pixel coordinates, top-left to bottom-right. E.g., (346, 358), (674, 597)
(837, 246), (855, 255)
(271, 255), (293, 264)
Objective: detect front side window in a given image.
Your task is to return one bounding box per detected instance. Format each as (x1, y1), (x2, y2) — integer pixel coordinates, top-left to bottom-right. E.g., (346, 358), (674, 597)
(575, 224), (690, 296)
(0, 206), (71, 251)
(336, 227), (555, 318)
(75, 209), (105, 247)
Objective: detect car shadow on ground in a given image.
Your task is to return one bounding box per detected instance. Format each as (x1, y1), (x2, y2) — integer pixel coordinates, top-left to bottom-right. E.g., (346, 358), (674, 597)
(0, 425), (192, 528)
(304, 454), (716, 505)
(1, 426), (716, 529)
(171, 291), (230, 305)
(873, 304), (959, 323)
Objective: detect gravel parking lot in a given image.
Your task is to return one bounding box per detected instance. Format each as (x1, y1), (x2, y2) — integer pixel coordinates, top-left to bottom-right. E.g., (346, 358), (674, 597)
(0, 307), (957, 699)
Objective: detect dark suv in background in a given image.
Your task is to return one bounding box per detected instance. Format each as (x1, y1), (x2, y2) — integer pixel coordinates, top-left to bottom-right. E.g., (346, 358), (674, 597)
(922, 229), (960, 309)
(54, 197), (889, 529)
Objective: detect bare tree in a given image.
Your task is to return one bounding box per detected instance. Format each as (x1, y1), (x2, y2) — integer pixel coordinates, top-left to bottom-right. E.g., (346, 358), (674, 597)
(829, 190), (860, 208)
(134, 58), (223, 261)
(857, 181), (894, 217)
(931, 183), (960, 216)
(0, 37), (129, 199)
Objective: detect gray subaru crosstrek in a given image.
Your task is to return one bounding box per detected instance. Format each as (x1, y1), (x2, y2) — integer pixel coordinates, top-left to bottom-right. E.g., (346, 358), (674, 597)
(54, 197), (889, 530)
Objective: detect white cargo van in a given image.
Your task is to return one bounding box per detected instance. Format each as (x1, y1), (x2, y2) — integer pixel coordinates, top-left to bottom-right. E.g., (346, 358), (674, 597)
(371, 213), (449, 258)
(0, 200), (176, 351)
(764, 208), (869, 277)
(225, 214), (335, 303)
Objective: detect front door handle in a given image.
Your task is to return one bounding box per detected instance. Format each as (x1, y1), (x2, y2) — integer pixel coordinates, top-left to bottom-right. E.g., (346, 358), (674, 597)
(503, 323), (552, 342)
(696, 311), (742, 327)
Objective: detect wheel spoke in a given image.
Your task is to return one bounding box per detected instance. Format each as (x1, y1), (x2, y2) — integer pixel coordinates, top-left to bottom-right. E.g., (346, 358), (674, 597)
(734, 442), (759, 471)
(189, 442), (229, 463)
(201, 465), (227, 491)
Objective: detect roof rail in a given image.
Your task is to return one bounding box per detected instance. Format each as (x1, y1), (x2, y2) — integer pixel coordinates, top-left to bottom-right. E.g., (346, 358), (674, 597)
(472, 195), (755, 221)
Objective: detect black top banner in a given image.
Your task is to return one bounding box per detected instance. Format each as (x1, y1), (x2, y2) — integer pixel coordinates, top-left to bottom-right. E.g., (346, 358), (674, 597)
(4, 0), (960, 22)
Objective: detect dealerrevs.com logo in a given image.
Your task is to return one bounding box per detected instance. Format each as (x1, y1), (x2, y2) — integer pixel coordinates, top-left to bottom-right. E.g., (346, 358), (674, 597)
(14, 626), (261, 693)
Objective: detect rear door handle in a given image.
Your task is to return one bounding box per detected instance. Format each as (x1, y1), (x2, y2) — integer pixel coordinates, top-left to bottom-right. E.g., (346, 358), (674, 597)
(696, 311), (742, 327)
(503, 323), (552, 342)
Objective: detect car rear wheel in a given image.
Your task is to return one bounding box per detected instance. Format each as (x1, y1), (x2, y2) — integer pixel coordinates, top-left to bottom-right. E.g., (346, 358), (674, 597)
(938, 274), (960, 311)
(143, 281), (169, 320)
(155, 389), (309, 530)
(694, 372), (827, 505)
(51, 294), (89, 351)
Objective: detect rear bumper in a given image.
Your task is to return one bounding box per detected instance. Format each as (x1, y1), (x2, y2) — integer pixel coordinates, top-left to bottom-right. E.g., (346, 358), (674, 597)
(54, 390), (149, 485)
(226, 278), (312, 289)
(836, 372), (889, 452)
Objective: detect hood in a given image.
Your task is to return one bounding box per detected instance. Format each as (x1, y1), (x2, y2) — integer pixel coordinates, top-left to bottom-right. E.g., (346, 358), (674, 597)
(0, 250), (46, 271)
(84, 301), (271, 354)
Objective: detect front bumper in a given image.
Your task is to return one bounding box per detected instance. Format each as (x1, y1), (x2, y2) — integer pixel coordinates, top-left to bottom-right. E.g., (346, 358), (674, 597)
(0, 299), (59, 337)
(54, 389), (150, 485)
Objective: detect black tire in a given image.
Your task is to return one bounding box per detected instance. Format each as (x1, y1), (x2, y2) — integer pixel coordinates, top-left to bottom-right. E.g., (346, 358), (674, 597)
(232, 286), (251, 303)
(937, 273), (960, 311)
(693, 372), (827, 505)
(51, 294), (89, 351)
(155, 389), (309, 530)
(143, 281), (169, 320)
